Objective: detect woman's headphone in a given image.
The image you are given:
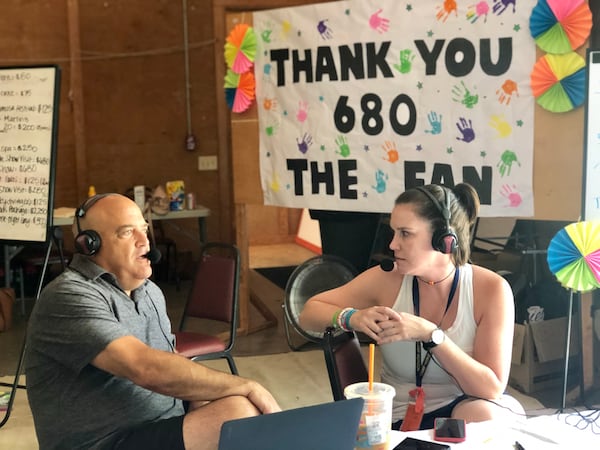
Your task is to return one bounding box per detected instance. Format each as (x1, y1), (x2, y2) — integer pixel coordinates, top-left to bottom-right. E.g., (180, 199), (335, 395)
(416, 186), (458, 254)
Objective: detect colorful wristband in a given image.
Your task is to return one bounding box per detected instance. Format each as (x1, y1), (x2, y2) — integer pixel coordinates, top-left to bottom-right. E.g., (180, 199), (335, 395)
(343, 308), (357, 331)
(337, 307), (353, 330)
(332, 309), (341, 328)
(337, 307), (357, 331)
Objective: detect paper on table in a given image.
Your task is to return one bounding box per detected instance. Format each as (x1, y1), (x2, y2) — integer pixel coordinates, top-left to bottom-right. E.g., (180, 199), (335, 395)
(53, 207), (76, 218)
(391, 416), (579, 449)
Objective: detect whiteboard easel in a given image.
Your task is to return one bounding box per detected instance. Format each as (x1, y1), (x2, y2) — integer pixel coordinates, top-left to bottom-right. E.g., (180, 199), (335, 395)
(0, 65), (61, 244)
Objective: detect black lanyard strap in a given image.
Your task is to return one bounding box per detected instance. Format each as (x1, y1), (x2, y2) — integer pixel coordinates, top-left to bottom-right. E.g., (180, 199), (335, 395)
(412, 267), (459, 386)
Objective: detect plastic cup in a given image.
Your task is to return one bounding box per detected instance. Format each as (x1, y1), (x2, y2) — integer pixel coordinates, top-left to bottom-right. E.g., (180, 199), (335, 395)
(344, 382), (396, 450)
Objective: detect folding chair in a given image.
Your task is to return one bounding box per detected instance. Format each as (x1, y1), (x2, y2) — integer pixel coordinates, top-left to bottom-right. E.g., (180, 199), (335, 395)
(322, 327), (369, 401)
(175, 242), (240, 374)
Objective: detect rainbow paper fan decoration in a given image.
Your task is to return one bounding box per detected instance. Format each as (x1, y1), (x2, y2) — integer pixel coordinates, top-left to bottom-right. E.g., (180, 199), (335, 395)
(547, 221), (600, 293)
(224, 24), (257, 74)
(530, 0), (592, 54)
(530, 52), (586, 113)
(224, 69), (255, 113)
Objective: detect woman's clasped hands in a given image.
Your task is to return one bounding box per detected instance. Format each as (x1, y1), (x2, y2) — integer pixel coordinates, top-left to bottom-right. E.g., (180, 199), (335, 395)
(350, 306), (432, 344)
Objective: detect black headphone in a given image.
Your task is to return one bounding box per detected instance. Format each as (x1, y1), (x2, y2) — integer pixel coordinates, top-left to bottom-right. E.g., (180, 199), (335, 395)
(415, 186), (458, 254)
(74, 193), (116, 256)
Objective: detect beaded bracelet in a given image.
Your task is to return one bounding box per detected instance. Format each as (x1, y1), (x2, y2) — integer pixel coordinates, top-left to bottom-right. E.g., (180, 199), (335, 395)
(338, 307), (357, 331)
(343, 308), (357, 331)
(337, 307), (353, 330)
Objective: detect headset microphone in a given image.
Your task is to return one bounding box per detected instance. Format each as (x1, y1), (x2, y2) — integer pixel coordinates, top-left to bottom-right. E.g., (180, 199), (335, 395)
(144, 248), (162, 264)
(380, 259), (395, 272)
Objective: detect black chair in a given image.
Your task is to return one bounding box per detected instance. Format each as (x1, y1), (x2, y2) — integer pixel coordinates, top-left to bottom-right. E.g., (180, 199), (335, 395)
(152, 221), (180, 290)
(322, 327), (369, 401)
(175, 242), (240, 374)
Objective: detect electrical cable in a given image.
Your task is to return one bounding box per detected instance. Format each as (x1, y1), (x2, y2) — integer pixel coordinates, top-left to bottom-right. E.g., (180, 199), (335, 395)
(182, 0), (194, 149)
(0, 39), (215, 64)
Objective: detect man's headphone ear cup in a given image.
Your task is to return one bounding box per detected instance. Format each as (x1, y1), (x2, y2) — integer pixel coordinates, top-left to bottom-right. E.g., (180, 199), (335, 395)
(74, 230), (102, 256)
(432, 227), (458, 254)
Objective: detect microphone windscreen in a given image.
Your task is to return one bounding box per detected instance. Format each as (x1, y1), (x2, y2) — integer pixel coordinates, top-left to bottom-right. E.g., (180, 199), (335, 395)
(380, 259), (395, 272)
(145, 248), (162, 264)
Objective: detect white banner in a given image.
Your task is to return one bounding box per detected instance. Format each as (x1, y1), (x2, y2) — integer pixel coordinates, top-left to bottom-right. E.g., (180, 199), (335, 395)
(254, 0), (536, 216)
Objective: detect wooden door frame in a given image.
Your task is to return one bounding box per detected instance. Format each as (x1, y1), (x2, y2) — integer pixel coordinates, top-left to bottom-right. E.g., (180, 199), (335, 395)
(212, 0), (329, 335)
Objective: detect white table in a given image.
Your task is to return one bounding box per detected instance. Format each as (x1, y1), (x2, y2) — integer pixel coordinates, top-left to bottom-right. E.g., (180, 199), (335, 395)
(389, 410), (599, 448)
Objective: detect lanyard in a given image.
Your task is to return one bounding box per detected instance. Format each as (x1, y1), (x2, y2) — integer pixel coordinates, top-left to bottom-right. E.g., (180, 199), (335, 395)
(411, 267), (459, 387)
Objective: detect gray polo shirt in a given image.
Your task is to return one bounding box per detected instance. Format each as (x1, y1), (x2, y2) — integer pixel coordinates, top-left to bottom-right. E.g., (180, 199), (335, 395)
(25, 254), (185, 450)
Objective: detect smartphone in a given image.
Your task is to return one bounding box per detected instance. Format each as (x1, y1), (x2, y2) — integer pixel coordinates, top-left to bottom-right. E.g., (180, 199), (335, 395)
(393, 437), (451, 450)
(433, 417), (466, 443)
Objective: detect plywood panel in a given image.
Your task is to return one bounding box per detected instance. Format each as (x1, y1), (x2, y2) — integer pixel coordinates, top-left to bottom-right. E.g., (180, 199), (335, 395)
(231, 118), (262, 204)
(532, 91), (584, 221)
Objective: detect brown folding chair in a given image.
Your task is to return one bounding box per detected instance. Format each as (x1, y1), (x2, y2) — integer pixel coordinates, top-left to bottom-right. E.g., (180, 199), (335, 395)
(322, 327), (369, 401)
(175, 242), (240, 374)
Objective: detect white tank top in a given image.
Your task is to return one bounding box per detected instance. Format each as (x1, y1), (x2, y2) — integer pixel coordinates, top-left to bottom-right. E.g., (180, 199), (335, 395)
(379, 264), (477, 420)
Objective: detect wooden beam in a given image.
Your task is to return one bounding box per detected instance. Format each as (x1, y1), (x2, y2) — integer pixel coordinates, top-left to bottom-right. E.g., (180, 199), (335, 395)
(66, 0), (88, 201)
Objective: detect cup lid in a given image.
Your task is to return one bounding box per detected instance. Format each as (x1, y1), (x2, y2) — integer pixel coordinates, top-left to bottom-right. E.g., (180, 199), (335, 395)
(344, 382), (396, 399)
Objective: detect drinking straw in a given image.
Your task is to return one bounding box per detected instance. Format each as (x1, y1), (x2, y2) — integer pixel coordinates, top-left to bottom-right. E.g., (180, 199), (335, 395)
(368, 343), (375, 392)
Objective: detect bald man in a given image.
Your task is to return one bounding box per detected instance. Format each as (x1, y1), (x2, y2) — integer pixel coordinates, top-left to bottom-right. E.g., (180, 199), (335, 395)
(25, 194), (280, 450)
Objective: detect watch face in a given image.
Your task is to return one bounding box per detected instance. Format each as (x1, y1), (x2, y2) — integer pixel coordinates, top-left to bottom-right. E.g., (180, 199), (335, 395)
(432, 328), (445, 344)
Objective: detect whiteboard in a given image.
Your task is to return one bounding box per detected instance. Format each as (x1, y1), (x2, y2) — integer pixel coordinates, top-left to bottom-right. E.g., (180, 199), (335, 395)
(0, 65), (61, 244)
(583, 51), (600, 221)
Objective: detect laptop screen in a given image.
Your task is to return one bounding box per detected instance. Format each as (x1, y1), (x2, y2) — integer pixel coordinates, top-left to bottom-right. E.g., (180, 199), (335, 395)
(218, 398), (364, 450)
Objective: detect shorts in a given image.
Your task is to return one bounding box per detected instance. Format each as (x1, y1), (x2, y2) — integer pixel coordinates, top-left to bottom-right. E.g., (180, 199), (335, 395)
(113, 415), (185, 450)
(392, 394), (469, 431)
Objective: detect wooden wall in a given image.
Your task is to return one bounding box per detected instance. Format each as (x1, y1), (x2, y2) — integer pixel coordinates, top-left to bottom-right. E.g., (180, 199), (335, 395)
(1, 0), (227, 256)
(1, 1), (595, 243)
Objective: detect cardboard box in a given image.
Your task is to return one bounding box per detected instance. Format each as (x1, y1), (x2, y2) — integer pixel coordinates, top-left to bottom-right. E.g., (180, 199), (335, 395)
(509, 316), (580, 394)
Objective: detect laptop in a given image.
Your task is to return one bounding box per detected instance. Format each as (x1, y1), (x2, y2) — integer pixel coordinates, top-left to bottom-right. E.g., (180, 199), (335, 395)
(218, 398), (364, 450)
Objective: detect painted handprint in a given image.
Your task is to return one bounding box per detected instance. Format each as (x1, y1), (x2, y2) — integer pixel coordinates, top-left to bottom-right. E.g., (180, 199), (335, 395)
(263, 97), (277, 111)
(456, 118), (475, 143)
(489, 115), (512, 138)
(280, 20), (292, 40)
(466, 1), (490, 23)
(452, 81), (479, 109)
(269, 173), (281, 193)
(263, 63), (272, 80)
(296, 133), (313, 154)
(500, 184), (522, 207)
(261, 28), (273, 44)
(296, 100), (309, 123)
(317, 19), (333, 39)
(425, 111), (443, 135)
(393, 49), (415, 74)
(436, 0), (458, 23)
(335, 135), (351, 157)
(264, 122), (279, 137)
(382, 141), (399, 163)
(497, 150), (520, 177)
(369, 9), (390, 33)
(493, 0), (516, 15)
(496, 79), (518, 105)
(372, 169), (389, 193)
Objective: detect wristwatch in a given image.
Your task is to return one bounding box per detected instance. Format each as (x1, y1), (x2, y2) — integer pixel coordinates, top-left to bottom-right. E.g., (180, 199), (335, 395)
(423, 328), (445, 351)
